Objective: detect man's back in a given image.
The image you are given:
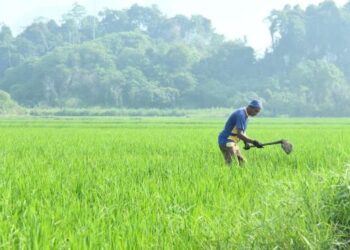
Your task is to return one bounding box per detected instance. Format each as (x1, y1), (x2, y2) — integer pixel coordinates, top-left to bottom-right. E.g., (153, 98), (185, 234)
(218, 108), (248, 145)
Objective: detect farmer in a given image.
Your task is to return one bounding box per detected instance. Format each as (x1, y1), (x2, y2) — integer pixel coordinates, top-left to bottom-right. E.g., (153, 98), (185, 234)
(218, 100), (264, 166)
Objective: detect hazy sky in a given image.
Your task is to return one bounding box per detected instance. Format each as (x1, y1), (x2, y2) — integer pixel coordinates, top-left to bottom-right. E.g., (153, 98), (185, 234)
(0, 0), (348, 53)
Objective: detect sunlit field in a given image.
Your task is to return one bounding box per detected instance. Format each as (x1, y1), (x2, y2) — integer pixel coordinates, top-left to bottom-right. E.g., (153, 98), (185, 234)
(0, 117), (349, 249)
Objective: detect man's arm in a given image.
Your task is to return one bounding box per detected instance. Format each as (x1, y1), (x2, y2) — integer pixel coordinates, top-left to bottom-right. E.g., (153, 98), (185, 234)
(236, 129), (255, 144)
(236, 129), (264, 148)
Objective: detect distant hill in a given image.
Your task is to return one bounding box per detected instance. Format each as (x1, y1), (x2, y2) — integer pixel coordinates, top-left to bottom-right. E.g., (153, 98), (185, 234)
(1, 1), (350, 116)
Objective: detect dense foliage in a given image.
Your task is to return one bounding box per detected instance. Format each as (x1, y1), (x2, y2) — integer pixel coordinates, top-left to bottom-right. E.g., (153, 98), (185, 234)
(1, 1), (350, 116)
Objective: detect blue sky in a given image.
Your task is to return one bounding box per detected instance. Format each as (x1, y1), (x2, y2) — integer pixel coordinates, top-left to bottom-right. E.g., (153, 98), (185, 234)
(0, 0), (348, 53)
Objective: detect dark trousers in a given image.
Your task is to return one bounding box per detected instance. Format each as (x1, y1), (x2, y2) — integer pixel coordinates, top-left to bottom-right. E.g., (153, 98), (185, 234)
(219, 143), (245, 166)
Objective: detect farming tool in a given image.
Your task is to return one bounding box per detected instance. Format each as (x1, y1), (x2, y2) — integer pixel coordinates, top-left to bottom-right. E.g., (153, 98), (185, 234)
(244, 139), (293, 154)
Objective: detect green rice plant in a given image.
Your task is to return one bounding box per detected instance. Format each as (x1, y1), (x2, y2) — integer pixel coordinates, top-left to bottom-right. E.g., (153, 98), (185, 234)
(0, 117), (348, 249)
(323, 165), (350, 249)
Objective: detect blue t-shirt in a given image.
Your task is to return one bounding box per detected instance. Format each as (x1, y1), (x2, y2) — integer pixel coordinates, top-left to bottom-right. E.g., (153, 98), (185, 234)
(218, 108), (248, 145)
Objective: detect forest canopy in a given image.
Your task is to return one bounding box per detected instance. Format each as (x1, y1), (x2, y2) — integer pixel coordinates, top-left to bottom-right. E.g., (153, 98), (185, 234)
(1, 1), (350, 116)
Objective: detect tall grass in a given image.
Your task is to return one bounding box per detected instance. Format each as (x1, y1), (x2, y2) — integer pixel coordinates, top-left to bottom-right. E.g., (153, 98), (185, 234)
(0, 118), (349, 249)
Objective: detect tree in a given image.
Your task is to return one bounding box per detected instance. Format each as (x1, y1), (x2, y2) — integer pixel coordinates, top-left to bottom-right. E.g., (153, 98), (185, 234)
(61, 3), (87, 44)
(1, 1), (350, 115)
(126, 4), (164, 37)
(167, 72), (197, 95)
(115, 48), (149, 69)
(99, 9), (131, 34)
(164, 45), (192, 71)
(0, 26), (16, 75)
(267, 5), (306, 70)
(0, 90), (25, 114)
(288, 59), (350, 114)
(193, 41), (256, 84)
(80, 16), (100, 41)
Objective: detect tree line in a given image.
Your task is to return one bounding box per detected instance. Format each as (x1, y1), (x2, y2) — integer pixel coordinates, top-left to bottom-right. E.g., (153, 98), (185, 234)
(1, 1), (350, 116)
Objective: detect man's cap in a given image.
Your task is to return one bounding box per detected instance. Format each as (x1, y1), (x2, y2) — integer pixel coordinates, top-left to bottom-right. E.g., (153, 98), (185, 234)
(248, 100), (262, 109)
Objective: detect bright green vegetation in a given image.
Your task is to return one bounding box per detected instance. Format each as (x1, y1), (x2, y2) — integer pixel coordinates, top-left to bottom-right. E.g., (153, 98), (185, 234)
(0, 118), (349, 249)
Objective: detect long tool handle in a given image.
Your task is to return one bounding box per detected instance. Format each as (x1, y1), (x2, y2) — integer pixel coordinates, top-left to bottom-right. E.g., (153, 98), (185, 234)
(247, 140), (283, 149)
(261, 140), (283, 146)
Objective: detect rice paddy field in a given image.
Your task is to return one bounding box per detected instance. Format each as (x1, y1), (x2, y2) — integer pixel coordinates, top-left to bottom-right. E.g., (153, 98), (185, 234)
(0, 117), (349, 249)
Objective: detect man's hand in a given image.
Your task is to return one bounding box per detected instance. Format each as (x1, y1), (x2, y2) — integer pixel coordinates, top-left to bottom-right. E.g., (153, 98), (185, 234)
(243, 142), (251, 150)
(252, 140), (264, 148)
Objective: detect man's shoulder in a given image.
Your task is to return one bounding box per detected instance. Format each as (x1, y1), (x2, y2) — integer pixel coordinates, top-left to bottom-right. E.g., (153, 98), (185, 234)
(232, 107), (246, 117)
(227, 108), (245, 123)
